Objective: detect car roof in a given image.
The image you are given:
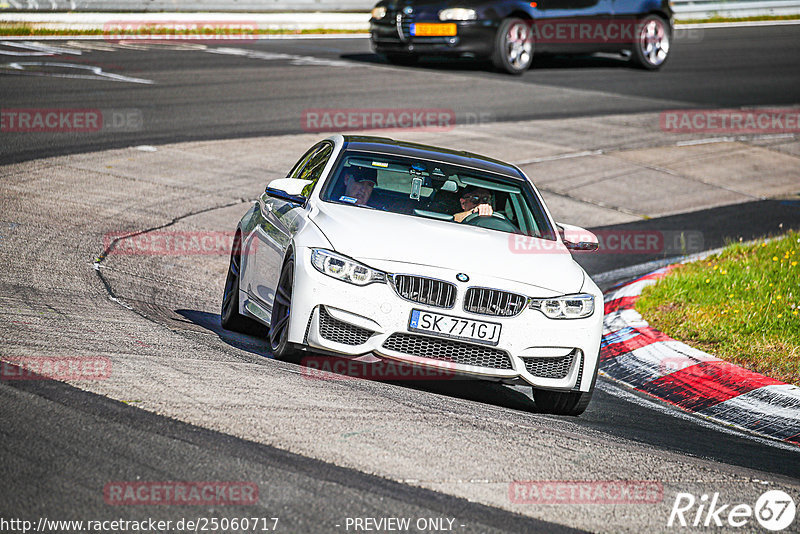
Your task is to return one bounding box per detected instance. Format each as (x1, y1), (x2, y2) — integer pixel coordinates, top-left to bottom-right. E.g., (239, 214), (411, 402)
(341, 135), (526, 180)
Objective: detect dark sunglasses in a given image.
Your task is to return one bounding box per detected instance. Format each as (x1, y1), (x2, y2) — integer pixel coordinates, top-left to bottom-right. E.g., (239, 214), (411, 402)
(462, 194), (491, 204)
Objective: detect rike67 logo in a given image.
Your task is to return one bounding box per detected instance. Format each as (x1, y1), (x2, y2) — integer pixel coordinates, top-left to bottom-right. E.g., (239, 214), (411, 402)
(668, 490), (796, 531)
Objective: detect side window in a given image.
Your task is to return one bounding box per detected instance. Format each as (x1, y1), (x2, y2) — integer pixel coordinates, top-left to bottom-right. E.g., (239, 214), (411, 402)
(287, 146), (318, 179)
(299, 143), (333, 197)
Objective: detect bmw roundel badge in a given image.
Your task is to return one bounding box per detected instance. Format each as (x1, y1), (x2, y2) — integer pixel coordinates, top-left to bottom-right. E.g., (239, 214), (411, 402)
(456, 273), (469, 282)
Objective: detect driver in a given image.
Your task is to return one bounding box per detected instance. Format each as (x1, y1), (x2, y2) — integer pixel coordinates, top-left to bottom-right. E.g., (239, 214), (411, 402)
(340, 167), (378, 207)
(454, 187), (493, 223)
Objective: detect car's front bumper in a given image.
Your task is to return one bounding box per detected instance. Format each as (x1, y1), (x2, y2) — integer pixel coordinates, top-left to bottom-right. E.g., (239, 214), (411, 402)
(287, 248), (602, 392)
(370, 19), (498, 58)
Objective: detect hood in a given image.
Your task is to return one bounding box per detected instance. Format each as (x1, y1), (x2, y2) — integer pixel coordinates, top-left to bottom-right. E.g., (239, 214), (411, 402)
(381, 0), (498, 19)
(310, 202), (585, 294)
(387, 0), (489, 7)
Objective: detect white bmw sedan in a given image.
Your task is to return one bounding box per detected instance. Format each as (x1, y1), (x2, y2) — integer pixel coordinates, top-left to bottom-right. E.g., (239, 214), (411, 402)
(221, 134), (602, 415)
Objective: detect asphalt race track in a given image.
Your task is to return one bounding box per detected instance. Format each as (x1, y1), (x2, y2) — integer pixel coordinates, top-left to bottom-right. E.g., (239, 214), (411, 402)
(1, 24), (800, 533)
(1, 24), (800, 163)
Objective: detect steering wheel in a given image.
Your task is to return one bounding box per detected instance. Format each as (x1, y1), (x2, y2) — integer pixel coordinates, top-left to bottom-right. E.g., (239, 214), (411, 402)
(462, 211), (519, 232)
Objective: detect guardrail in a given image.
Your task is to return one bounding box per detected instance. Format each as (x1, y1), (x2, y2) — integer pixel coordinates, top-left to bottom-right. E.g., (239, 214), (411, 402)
(2, 0), (799, 20)
(0, 0), (375, 11)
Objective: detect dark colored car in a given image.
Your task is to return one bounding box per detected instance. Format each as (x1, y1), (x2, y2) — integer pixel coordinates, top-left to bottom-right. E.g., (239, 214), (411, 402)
(369, 0), (673, 73)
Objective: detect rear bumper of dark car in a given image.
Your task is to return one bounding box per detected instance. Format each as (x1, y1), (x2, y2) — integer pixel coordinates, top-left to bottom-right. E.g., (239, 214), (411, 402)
(370, 20), (499, 58)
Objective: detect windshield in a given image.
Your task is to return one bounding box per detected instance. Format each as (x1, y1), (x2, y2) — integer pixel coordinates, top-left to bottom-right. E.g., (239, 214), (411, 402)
(320, 151), (556, 239)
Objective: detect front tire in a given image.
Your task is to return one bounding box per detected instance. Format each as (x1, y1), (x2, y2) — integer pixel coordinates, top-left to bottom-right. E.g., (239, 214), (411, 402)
(491, 18), (534, 74)
(269, 256), (301, 362)
(221, 232), (264, 336)
(630, 15), (671, 70)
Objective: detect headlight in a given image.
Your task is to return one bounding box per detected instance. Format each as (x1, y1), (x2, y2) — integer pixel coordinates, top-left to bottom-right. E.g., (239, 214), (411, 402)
(311, 249), (386, 286)
(371, 6), (387, 19)
(529, 294), (594, 319)
(438, 8), (477, 20)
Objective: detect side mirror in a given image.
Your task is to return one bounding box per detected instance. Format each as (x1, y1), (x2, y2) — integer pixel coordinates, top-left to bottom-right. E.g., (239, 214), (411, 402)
(265, 178), (312, 205)
(557, 223), (599, 252)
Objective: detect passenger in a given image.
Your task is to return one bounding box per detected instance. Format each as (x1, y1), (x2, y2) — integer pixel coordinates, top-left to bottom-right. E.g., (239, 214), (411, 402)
(454, 186), (493, 223)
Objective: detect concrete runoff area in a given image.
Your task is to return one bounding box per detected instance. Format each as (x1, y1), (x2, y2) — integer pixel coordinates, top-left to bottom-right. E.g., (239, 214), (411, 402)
(1, 114), (799, 532)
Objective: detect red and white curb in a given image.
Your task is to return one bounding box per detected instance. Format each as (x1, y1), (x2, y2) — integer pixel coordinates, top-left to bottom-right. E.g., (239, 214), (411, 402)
(601, 266), (800, 446)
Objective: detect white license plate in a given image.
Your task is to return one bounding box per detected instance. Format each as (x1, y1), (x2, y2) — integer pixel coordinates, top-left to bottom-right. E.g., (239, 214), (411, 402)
(409, 309), (501, 346)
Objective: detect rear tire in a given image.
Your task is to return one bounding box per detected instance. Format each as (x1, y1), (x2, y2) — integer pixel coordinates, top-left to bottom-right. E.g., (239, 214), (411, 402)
(491, 17), (534, 74)
(533, 388), (594, 416)
(269, 256), (301, 362)
(221, 232), (265, 336)
(630, 14), (671, 70)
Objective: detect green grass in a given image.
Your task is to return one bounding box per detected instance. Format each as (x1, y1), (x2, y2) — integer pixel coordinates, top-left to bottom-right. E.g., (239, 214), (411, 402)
(0, 23), (365, 37)
(636, 231), (800, 385)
